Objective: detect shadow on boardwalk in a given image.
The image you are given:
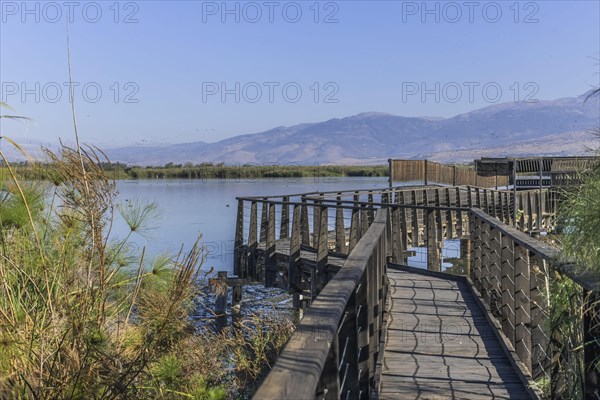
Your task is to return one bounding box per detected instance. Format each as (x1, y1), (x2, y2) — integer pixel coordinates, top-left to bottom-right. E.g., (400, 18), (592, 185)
(379, 268), (531, 399)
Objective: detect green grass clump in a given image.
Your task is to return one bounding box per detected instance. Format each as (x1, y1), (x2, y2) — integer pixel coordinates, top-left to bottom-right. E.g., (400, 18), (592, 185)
(0, 142), (294, 399)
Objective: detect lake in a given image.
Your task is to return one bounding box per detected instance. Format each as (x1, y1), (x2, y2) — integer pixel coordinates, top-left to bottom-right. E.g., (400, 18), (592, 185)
(113, 176), (461, 273)
(113, 176), (391, 273)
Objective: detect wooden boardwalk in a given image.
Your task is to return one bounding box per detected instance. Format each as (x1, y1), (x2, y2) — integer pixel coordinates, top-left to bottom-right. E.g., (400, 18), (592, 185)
(379, 268), (531, 399)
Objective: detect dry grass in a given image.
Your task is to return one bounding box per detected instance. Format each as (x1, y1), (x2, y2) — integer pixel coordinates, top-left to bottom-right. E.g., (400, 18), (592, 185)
(0, 141), (294, 399)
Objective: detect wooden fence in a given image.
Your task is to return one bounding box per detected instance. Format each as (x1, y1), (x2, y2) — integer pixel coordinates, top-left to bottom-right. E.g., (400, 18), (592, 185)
(470, 208), (600, 398)
(253, 209), (389, 399)
(389, 159), (510, 187)
(248, 190), (599, 399)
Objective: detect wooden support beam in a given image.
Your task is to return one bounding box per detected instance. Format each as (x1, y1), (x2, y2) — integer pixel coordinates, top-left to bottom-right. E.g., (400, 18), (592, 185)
(426, 208), (442, 272)
(356, 271), (370, 399)
(500, 233), (516, 345)
(434, 189), (443, 240)
(300, 197), (310, 246)
(529, 255), (550, 380)
(398, 191), (409, 264)
(260, 199), (268, 243)
(214, 271), (228, 316)
(527, 191), (533, 232)
(289, 204), (302, 295)
(470, 213), (482, 290)
(280, 196), (290, 239)
(316, 206), (329, 293)
(232, 284), (243, 312)
(336, 194), (348, 254)
(391, 206), (401, 264)
(316, 336), (340, 399)
(367, 191), (374, 225)
(445, 187), (454, 239)
(248, 201), (258, 280)
(411, 190), (419, 246)
(456, 187), (464, 236)
(460, 237), (471, 277)
(514, 243), (531, 372)
(349, 203), (360, 253)
(265, 203), (277, 287)
(233, 200), (244, 277)
(361, 205), (370, 238)
(489, 228), (502, 314)
(339, 290), (359, 398)
(313, 196), (322, 248)
(480, 222), (492, 300)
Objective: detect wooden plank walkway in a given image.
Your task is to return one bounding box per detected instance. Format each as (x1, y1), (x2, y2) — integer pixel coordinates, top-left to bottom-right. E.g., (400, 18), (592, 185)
(379, 269), (531, 399)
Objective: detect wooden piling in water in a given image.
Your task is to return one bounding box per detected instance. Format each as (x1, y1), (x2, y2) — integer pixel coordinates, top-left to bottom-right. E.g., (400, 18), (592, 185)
(214, 271), (228, 316)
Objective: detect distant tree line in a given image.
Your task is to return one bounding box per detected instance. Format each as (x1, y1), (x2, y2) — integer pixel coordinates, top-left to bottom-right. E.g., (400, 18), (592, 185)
(1, 161), (389, 181)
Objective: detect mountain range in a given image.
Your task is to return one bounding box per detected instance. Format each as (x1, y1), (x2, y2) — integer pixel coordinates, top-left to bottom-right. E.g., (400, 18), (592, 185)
(105, 91), (599, 165)
(5, 91), (599, 165)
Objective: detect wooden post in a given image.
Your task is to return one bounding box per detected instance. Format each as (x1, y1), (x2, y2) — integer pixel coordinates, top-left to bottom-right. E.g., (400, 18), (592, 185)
(387, 158), (393, 188)
(233, 200), (244, 277)
(500, 234), (515, 345)
(214, 271), (228, 316)
(316, 206), (329, 293)
(527, 192), (533, 232)
(480, 222), (492, 300)
(514, 244), (532, 372)
(248, 201), (258, 280)
(280, 196), (290, 239)
(427, 208), (442, 272)
(460, 237), (470, 276)
(498, 190), (505, 222)
(349, 204), (360, 253)
(361, 205), (370, 238)
(356, 271), (370, 398)
(317, 336), (341, 399)
(232, 284), (243, 313)
(367, 191), (374, 225)
(456, 187), (464, 236)
(411, 190), (419, 246)
(265, 203), (277, 287)
(336, 194), (348, 254)
(313, 197), (322, 248)
(338, 289), (359, 398)
(398, 192), (409, 264)
(260, 199), (268, 243)
(424, 159), (428, 185)
(529, 255), (549, 379)
(289, 204), (302, 304)
(391, 205), (401, 263)
(300, 197), (310, 246)
(445, 187), (454, 240)
(453, 165), (457, 186)
(470, 213), (482, 291)
(489, 228), (502, 311)
(434, 189), (443, 240)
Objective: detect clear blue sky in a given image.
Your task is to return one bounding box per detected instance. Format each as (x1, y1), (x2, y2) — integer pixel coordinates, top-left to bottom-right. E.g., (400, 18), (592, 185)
(1, 0), (599, 147)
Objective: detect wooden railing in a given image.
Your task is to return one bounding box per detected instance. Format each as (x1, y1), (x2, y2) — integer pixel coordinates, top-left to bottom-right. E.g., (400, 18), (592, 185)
(470, 208), (600, 399)
(233, 186), (556, 293)
(253, 209), (390, 400)
(245, 185), (598, 399)
(388, 159), (510, 187)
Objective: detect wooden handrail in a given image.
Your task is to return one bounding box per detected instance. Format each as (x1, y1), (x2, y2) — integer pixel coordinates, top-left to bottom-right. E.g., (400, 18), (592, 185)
(236, 184), (597, 399)
(253, 209), (389, 399)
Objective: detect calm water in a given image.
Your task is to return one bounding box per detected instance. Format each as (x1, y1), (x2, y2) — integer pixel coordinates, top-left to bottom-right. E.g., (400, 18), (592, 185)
(113, 177), (390, 273)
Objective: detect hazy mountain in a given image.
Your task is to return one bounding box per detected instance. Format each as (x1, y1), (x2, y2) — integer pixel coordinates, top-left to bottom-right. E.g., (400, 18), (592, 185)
(6, 91), (599, 165)
(105, 91), (598, 165)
